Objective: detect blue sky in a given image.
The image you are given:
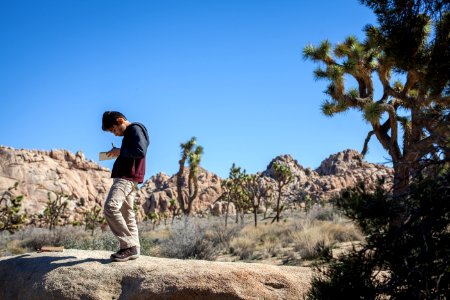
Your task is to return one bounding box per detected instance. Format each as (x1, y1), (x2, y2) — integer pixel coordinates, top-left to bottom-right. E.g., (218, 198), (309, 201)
(0, 0), (390, 179)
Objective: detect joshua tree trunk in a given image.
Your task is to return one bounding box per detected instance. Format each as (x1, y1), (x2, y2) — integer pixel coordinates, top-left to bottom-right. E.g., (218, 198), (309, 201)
(272, 185), (283, 223)
(392, 161), (411, 198)
(225, 201), (230, 228)
(253, 205), (258, 227)
(176, 162), (187, 213)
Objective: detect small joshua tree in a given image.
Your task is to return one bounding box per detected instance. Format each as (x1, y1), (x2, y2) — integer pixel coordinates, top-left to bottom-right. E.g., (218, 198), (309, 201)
(271, 162), (292, 223)
(84, 204), (104, 236)
(176, 137), (204, 215)
(43, 191), (71, 230)
(0, 182), (27, 233)
(145, 211), (160, 230)
(222, 163), (250, 226)
(244, 173), (272, 227)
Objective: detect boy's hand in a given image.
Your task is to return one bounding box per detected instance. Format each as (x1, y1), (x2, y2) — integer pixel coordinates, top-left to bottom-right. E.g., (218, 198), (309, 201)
(107, 147), (120, 158)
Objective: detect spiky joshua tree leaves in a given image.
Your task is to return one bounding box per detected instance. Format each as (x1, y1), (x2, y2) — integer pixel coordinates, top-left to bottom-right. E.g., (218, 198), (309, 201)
(0, 182), (27, 233)
(303, 27), (449, 198)
(176, 137), (204, 215)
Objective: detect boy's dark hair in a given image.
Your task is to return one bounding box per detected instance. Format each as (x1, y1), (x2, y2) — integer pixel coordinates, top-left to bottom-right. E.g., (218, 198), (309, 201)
(102, 111), (127, 131)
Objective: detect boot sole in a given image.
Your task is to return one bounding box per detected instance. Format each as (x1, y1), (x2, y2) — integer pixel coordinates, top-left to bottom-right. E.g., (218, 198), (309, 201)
(112, 254), (139, 262)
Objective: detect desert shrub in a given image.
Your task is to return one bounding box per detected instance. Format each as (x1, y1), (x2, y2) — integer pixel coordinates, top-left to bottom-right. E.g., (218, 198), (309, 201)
(290, 225), (332, 260)
(288, 218), (363, 261)
(0, 231), (27, 256)
(18, 226), (120, 252)
(229, 222), (291, 260)
(159, 217), (220, 260)
(139, 235), (159, 256)
(73, 230), (117, 251)
(20, 227), (81, 250)
(322, 222), (363, 242)
(229, 235), (257, 259)
(208, 220), (240, 250)
(305, 204), (336, 222)
(306, 169), (450, 299)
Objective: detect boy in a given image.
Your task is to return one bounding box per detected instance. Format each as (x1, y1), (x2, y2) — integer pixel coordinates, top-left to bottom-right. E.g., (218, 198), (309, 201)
(101, 111), (149, 262)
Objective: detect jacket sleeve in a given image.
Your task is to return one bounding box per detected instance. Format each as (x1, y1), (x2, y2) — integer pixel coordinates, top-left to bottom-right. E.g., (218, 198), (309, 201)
(120, 125), (149, 159)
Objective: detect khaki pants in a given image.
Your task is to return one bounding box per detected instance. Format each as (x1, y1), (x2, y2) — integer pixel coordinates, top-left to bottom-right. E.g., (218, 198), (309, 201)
(104, 178), (140, 250)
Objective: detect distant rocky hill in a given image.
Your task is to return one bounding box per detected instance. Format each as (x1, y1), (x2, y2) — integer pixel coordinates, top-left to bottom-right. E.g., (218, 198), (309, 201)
(137, 149), (393, 217)
(263, 149), (393, 201)
(0, 146), (393, 225)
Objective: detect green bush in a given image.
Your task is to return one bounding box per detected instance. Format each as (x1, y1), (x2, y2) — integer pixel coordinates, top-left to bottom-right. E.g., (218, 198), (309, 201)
(306, 169), (450, 299)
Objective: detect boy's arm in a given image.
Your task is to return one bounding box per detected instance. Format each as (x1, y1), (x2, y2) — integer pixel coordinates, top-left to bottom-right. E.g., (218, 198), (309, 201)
(120, 125), (149, 159)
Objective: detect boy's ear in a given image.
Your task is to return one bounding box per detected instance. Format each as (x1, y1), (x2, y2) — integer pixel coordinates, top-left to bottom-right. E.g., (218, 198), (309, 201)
(116, 117), (125, 124)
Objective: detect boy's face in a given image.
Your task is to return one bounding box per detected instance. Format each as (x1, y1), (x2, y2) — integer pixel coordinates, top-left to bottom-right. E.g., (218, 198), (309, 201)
(108, 118), (127, 136)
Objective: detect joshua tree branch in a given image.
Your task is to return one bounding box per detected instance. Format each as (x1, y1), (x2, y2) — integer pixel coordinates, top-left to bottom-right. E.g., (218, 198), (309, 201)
(362, 130), (375, 157)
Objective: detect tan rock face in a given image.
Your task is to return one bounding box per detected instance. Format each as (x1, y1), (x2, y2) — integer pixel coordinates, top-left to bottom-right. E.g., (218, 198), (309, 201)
(0, 146), (112, 225)
(0, 250), (313, 300)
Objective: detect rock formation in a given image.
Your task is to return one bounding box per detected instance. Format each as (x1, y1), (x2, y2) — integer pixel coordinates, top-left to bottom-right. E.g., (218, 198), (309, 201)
(263, 149), (393, 202)
(136, 167), (223, 217)
(0, 146), (112, 225)
(0, 249), (313, 299)
(142, 149), (393, 216)
(0, 145), (393, 222)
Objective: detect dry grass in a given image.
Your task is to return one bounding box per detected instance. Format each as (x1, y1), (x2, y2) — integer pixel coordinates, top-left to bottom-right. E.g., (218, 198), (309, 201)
(229, 223), (287, 260)
(1, 205), (364, 266)
(228, 205), (364, 264)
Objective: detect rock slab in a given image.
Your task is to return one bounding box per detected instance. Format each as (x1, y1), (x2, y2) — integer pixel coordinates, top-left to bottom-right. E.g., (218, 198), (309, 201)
(0, 249), (312, 300)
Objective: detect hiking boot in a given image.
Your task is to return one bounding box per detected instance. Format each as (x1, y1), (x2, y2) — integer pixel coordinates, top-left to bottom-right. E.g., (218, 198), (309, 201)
(111, 246), (139, 262)
(110, 248), (125, 260)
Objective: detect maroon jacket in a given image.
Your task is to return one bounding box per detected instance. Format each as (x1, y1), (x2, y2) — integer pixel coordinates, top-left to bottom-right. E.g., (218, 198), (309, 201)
(111, 123), (149, 184)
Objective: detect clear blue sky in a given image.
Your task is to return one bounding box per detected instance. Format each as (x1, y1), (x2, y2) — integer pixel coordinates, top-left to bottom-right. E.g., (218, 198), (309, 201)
(0, 0), (390, 180)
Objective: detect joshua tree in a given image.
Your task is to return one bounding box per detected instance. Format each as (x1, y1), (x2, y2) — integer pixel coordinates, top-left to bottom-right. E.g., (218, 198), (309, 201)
(43, 191), (71, 230)
(0, 182), (27, 233)
(176, 137), (204, 215)
(304, 2), (449, 298)
(271, 162), (292, 223)
(303, 7), (449, 198)
(83, 204), (103, 236)
(224, 163), (251, 226)
(244, 173), (272, 227)
(145, 211), (160, 230)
